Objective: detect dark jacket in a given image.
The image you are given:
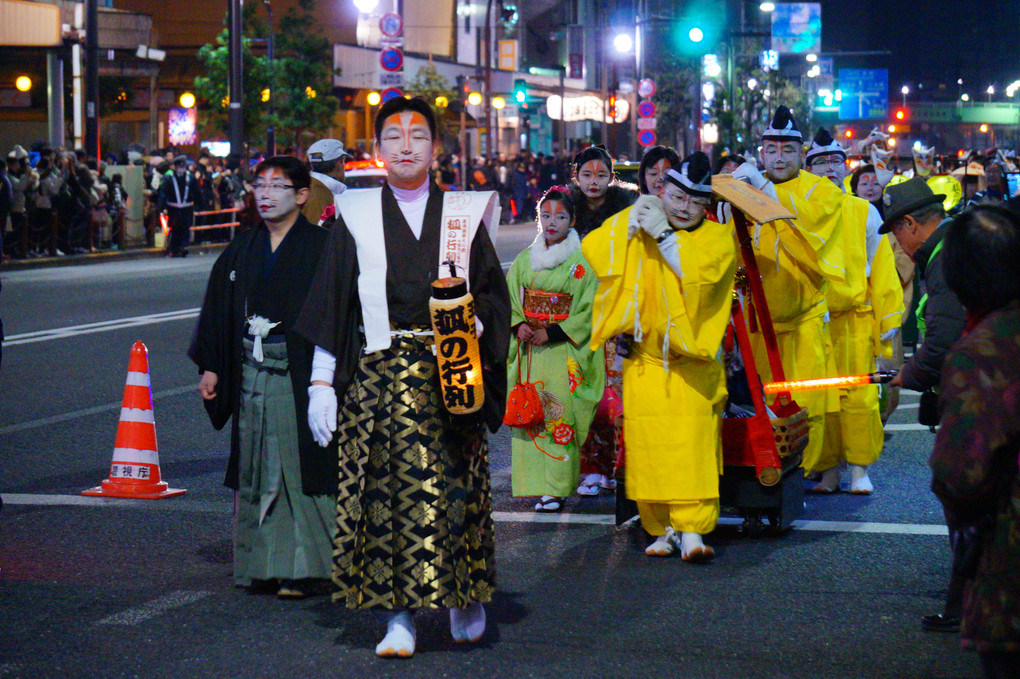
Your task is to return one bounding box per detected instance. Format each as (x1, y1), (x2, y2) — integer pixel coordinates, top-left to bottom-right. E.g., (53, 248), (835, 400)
(570, 181), (639, 239)
(930, 300), (1020, 654)
(188, 215), (336, 494)
(898, 220), (967, 391)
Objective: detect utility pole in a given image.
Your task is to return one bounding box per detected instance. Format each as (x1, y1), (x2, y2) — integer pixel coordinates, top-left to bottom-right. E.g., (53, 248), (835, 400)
(228, 0), (245, 162)
(84, 0), (100, 160)
(263, 0), (275, 156)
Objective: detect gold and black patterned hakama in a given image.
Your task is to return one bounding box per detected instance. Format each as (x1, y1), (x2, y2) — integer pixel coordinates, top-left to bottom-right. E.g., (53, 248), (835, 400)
(332, 333), (496, 610)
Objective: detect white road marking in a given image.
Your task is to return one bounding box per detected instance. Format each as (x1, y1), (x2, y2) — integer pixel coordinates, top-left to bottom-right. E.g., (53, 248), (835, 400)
(94, 590), (211, 626)
(4, 308), (200, 346)
(5, 495), (946, 537)
(0, 385), (195, 436)
(885, 423), (936, 431)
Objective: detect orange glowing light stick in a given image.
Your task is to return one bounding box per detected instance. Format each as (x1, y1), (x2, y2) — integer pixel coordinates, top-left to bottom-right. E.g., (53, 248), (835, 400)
(763, 371), (897, 394)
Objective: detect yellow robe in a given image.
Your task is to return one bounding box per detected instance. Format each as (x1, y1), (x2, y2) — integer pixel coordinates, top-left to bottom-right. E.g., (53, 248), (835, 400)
(819, 193), (882, 471)
(744, 171), (846, 473)
(583, 207), (736, 508)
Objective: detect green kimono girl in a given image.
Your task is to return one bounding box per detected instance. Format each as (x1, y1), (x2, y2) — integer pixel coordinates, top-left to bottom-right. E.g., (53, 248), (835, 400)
(506, 186), (605, 511)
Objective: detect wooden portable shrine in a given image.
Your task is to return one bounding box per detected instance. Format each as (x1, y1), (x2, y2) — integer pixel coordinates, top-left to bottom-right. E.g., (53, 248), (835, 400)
(713, 175), (808, 535)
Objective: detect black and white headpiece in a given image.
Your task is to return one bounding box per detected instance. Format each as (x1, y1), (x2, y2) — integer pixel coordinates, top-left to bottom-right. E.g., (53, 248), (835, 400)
(762, 105), (802, 142)
(804, 127), (847, 164)
(665, 151), (713, 199)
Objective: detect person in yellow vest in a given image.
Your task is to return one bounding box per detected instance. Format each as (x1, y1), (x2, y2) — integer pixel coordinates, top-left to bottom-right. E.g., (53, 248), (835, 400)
(730, 106), (846, 485)
(804, 127), (904, 493)
(582, 151), (736, 562)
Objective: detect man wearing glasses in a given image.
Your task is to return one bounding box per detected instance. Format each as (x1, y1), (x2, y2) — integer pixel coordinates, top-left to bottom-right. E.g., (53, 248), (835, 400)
(805, 128), (903, 494)
(189, 155), (336, 601)
(583, 151), (736, 562)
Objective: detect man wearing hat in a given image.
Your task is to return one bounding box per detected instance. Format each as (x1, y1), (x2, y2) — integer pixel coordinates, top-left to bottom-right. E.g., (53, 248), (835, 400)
(730, 106), (847, 487)
(583, 151), (736, 562)
(881, 177), (967, 634)
(302, 138), (351, 226)
(156, 154), (203, 257)
(882, 178), (966, 394)
(804, 128), (904, 493)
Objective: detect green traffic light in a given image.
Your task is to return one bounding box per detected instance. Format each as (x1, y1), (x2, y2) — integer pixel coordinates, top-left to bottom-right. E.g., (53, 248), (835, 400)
(515, 90), (526, 103)
(689, 27), (704, 42)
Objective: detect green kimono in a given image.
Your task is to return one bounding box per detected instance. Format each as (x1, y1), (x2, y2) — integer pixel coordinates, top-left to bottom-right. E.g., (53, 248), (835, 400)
(506, 232), (605, 497)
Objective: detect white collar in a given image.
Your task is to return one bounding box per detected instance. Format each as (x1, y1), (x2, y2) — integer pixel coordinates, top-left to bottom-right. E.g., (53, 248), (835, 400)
(529, 228), (580, 271)
(310, 171), (346, 196)
(389, 179), (430, 204)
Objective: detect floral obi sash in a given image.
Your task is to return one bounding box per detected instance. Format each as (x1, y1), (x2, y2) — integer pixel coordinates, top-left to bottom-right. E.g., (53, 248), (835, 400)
(523, 288), (572, 329)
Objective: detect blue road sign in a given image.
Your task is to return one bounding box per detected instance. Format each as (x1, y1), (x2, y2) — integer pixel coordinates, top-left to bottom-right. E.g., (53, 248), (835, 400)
(637, 130), (657, 147)
(381, 87), (403, 102)
(380, 48), (403, 72)
(637, 100), (656, 118)
(838, 68), (888, 120)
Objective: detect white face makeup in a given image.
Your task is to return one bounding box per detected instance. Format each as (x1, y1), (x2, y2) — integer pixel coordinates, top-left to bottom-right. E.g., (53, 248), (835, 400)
(644, 158), (671, 197)
(538, 199), (573, 245)
(855, 171), (883, 202)
(762, 140), (802, 184)
(660, 181), (709, 230)
(378, 110), (434, 189)
(576, 159), (611, 201)
(253, 167), (304, 223)
(807, 153), (847, 186)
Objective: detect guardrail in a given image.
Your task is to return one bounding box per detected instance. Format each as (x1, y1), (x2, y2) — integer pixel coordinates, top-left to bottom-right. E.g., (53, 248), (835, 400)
(190, 208), (241, 240)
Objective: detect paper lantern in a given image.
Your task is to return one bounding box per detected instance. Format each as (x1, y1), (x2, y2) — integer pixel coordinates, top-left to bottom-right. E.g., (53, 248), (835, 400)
(430, 274), (485, 415)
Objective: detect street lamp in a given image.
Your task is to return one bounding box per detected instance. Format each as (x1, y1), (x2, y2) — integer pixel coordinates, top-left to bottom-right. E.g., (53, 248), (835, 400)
(760, 2), (775, 11)
(961, 93), (970, 102)
(15, 75), (32, 92)
(613, 33), (633, 54)
(179, 92), (196, 108)
(900, 85), (908, 107)
(986, 85), (995, 102)
(353, 0), (379, 11)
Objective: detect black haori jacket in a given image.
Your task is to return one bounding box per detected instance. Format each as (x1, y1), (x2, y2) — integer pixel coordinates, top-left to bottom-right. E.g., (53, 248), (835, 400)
(188, 215), (338, 495)
(294, 181), (511, 433)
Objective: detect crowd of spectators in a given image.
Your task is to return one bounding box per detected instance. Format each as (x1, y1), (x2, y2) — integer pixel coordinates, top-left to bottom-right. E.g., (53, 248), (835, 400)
(0, 143), (252, 263)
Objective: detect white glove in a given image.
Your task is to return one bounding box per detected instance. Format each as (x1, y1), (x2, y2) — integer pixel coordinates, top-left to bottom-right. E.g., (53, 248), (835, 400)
(307, 384), (337, 447)
(880, 327), (900, 342)
(633, 194), (671, 240)
(731, 162), (769, 190)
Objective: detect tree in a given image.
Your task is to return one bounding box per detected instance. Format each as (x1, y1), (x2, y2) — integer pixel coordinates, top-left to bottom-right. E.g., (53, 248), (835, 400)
(405, 61), (456, 114)
(194, 0), (339, 152)
(405, 61), (459, 151)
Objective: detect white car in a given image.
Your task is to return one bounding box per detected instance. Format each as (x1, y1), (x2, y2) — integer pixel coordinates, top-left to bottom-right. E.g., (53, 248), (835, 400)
(344, 160), (387, 190)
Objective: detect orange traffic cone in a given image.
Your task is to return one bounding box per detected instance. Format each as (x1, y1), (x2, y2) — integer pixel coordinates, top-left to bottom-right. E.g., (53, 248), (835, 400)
(83, 341), (186, 499)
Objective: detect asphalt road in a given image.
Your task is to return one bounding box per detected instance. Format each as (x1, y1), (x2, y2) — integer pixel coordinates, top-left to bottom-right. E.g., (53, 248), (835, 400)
(0, 223), (980, 678)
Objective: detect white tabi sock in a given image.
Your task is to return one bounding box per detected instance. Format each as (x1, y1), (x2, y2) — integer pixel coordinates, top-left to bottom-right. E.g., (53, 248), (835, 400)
(449, 602), (486, 643)
(375, 609), (415, 658)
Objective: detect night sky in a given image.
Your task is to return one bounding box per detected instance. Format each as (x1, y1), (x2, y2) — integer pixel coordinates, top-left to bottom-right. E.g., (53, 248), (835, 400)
(811, 0), (1020, 101)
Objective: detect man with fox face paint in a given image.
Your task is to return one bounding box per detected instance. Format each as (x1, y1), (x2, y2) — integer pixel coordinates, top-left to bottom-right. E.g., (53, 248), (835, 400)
(190, 156), (334, 600)
(730, 106), (847, 489)
(583, 151), (736, 562)
(294, 96), (509, 659)
(805, 128), (904, 494)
